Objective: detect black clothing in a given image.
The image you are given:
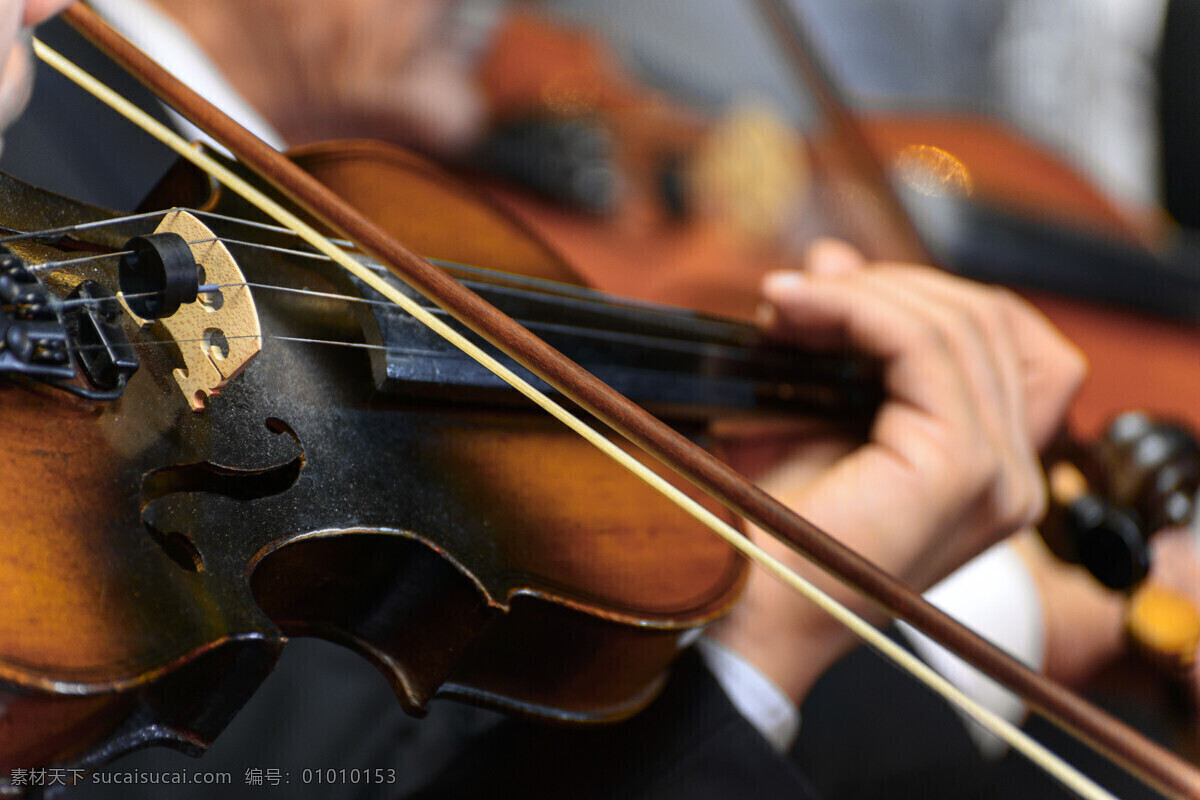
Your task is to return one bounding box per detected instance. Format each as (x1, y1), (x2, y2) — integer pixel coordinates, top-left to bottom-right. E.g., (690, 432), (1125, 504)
(57, 642), (818, 800)
(410, 648), (819, 800)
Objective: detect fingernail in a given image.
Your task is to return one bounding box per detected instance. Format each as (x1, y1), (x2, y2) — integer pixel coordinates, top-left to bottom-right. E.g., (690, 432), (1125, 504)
(762, 270), (805, 298)
(806, 238), (867, 275)
(755, 301), (777, 329)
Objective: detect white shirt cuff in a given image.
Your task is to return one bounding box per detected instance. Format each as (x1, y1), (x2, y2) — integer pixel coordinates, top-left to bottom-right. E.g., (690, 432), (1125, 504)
(897, 541), (1045, 759)
(696, 635), (801, 753)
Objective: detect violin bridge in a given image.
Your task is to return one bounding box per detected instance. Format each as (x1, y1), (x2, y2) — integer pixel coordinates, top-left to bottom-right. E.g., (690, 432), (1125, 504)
(121, 210), (261, 411)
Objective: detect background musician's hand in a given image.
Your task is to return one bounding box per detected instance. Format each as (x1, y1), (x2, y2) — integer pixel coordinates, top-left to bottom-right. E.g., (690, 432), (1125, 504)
(710, 239), (1086, 704)
(0, 0), (72, 129)
(150, 0), (487, 155)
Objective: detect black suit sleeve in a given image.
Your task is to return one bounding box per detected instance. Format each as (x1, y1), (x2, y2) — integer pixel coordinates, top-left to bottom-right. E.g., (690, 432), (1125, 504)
(410, 648), (821, 800)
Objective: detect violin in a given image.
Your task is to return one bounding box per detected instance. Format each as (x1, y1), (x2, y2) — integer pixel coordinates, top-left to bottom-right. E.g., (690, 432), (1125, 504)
(4, 4), (1200, 799)
(0, 40), (892, 784)
(0, 159), (817, 759)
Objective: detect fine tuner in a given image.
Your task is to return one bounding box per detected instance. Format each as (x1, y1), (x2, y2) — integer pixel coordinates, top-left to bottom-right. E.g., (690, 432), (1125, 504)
(2, 210), (260, 410)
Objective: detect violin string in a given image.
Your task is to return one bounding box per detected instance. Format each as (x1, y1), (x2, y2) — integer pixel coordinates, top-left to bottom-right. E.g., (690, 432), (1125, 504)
(24, 227), (766, 359)
(13, 219), (765, 364)
(200, 234), (333, 261)
(0, 206), (315, 243)
(12, 206), (757, 342)
(49, 278), (773, 368)
(28, 249), (134, 271)
(33, 38), (1123, 800)
(22, 221), (756, 350)
(0, 209), (173, 243)
(49, 288), (163, 309)
(29, 237), (245, 271)
(67, 332), (391, 354)
(21, 235), (281, 272)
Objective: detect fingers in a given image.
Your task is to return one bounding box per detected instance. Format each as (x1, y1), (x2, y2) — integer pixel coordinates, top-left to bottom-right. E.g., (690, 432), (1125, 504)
(24, 0), (76, 27)
(712, 252), (1084, 700)
(803, 237), (869, 276)
(872, 271), (1047, 530)
(874, 266), (1087, 450)
(0, 1), (31, 134)
(764, 261), (1083, 456)
(757, 260), (1083, 582)
(762, 268), (974, 440)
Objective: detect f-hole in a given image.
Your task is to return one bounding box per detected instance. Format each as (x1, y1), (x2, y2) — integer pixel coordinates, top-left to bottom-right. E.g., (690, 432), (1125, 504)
(140, 419), (304, 505)
(140, 418), (305, 570)
(149, 529), (205, 572)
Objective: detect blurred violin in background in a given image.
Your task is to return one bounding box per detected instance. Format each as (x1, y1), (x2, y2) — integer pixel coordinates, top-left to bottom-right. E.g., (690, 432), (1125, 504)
(435, 0), (1200, 763)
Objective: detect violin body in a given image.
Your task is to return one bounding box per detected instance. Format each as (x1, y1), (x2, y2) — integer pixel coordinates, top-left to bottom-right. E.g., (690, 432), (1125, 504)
(0, 167), (746, 774)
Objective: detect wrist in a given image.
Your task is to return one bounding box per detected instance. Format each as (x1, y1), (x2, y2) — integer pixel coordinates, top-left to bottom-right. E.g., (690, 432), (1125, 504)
(707, 579), (858, 704)
(1013, 532), (1126, 685)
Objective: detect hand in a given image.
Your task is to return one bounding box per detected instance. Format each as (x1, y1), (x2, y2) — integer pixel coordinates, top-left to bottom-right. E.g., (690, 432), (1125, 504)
(709, 239), (1086, 703)
(152, 0), (487, 154)
(0, 1), (74, 129)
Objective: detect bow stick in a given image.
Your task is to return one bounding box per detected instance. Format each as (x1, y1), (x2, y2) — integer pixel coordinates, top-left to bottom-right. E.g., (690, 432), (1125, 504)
(46, 4), (1200, 798)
